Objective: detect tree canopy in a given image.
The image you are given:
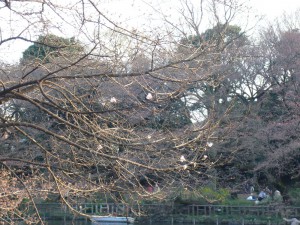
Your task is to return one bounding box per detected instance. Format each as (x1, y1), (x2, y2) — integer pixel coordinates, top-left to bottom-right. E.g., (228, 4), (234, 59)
(22, 34), (84, 63)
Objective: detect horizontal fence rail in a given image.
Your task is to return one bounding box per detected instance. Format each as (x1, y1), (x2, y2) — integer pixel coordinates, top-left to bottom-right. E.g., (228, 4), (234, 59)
(187, 204), (300, 217)
(24, 203), (300, 221)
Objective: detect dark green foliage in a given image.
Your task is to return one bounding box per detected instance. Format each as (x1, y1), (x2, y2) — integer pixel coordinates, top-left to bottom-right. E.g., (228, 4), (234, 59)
(22, 34), (84, 62)
(180, 23), (247, 48)
(182, 35), (202, 48)
(258, 91), (286, 121)
(146, 99), (192, 129)
(287, 188), (300, 205)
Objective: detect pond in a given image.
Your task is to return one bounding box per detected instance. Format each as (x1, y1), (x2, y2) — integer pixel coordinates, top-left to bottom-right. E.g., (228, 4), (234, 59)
(43, 221), (91, 225)
(42, 221), (177, 225)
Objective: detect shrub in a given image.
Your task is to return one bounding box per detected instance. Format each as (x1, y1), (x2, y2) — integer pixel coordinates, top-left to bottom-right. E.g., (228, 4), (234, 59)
(287, 188), (300, 206)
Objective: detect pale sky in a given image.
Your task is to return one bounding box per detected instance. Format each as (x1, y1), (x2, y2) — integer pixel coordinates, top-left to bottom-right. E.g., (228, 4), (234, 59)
(250, 0), (300, 19)
(1, 0), (300, 64)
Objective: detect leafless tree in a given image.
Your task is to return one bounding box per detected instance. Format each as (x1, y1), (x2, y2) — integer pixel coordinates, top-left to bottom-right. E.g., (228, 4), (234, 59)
(0, 0), (251, 223)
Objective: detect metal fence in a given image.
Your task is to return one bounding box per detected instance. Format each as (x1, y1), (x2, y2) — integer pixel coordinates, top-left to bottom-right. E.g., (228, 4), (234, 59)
(30, 203), (300, 221)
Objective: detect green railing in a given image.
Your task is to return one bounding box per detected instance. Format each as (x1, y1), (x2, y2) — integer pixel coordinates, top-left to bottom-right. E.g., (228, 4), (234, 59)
(187, 204), (300, 218)
(26, 203), (300, 222)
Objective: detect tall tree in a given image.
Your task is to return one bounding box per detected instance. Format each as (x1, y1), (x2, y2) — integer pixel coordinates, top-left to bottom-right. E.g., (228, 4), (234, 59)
(212, 25), (300, 191)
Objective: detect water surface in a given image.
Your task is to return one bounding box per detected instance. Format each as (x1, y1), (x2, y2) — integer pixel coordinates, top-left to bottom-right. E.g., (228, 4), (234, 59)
(43, 220), (91, 225)
(43, 221), (178, 225)
(43, 221), (173, 225)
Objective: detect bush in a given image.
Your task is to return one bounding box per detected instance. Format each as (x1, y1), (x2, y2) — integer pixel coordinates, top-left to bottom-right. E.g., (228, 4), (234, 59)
(175, 187), (230, 204)
(200, 187), (230, 204)
(287, 188), (300, 206)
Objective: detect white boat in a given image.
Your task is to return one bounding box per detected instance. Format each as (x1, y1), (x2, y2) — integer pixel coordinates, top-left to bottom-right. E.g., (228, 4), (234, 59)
(90, 216), (135, 224)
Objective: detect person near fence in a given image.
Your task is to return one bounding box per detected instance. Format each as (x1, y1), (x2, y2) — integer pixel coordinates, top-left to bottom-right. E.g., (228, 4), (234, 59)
(258, 190), (267, 201)
(283, 217), (300, 225)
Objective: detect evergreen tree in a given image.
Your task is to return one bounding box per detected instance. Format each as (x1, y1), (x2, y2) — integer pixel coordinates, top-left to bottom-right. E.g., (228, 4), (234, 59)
(22, 34), (84, 63)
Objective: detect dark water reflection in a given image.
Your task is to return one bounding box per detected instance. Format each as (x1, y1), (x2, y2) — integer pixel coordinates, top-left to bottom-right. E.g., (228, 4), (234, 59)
(42, 220), (91, 225)
(42, 221), (191, 225)
(43, 222), (169, 225)
(44, 221), (132, 225)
